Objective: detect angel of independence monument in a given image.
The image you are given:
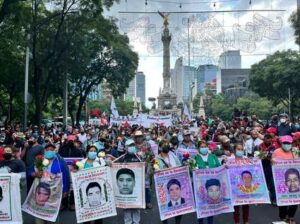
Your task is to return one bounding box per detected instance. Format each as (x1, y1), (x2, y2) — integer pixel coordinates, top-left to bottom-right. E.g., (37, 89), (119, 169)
(157, 11), (177, 112)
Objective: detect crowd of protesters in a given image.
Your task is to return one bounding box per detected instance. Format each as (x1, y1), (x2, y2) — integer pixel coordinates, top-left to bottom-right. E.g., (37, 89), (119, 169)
(0, 111), (300, 224)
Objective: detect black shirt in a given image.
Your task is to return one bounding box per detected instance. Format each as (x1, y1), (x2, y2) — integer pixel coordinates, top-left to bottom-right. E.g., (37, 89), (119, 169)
(0, 159), (26, 173)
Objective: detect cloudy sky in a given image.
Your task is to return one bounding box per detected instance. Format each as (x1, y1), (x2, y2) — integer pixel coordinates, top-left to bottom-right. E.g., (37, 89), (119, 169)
(105, 0), (298, 107)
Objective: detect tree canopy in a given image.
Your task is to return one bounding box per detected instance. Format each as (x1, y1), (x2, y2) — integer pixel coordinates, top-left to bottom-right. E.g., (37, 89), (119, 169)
(249, 50), (300, 117)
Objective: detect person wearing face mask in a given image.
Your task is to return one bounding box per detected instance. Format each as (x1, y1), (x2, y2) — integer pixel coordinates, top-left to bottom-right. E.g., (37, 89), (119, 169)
(277, 113), (296, 137)
(58, 135), (84, 158)
(272, 135), (298, 223)
(22, 135), (44, 193)
(116, 139), (141, 224)
(195, 141), (220, 224)
(232, 143), (250, 224)
(155, 140), (183, 224)
(256, 134), (276, 204)
(29, 143), (70, 224)
(0, 146), (26, 179)
(77, 129), (87, 144)
(244, 130), (263, 157)
(134, 130), (154, 209)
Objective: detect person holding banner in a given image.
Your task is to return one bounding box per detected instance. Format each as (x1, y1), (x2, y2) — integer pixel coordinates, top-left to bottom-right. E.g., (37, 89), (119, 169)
(78, 145), (106, 224)
(195, 141), (220, 224)
(117, 139), (142, 224)
(155, 140), (183, 224)
(272, 135), (298, 224)
(29, 143), (70, 224)
(232, 143), (250, 224)
(134, 130), (154, 209)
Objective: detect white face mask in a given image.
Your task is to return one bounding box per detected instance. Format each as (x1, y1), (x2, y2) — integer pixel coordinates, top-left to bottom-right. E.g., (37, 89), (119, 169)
(280, 118), (286, 123)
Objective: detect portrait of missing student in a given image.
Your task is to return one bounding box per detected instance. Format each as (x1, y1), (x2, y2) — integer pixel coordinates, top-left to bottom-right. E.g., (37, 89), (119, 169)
(35, 182), (51, 207)
(166, 179), (185, 207)
(85, 182), (103, 207)
(284, 168), (300, 193)
(116, 168), (136, 195)
(111, 163), (145, 209)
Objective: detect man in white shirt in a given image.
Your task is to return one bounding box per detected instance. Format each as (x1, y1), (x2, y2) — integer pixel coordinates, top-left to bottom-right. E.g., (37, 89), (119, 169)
(77, 129), (87, 144)
(244, 130), (263, 157)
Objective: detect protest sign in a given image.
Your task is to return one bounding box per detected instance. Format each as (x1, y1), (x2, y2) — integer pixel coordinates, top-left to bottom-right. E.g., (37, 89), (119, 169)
(177, 148), (199, 158)
(0, 174), (22, 224)
(272, 159), (300, 206)
(111, 162), (145, 209)
(193, 166), (234, 219)
(22, 173), (62, 222)
(228, 158), (270, 206)
(71, 166), (117, 222)
(154, 166), (195, 221)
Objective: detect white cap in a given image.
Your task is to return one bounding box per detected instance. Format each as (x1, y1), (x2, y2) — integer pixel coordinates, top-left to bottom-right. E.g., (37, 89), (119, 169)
(125, 139), (135, 146)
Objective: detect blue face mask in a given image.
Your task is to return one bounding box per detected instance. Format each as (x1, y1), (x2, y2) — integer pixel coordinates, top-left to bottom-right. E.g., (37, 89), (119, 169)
(88, 151), (97, 160)
(235, 151), (244, 158)
(200, 147), (208, 155)
(44, 151), (56, 160)
(282, 144), (292, 151)
(128, 146), (136, 154)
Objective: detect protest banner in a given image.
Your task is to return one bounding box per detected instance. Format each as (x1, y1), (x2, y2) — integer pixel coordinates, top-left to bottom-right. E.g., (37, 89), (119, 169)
(227, 158), (270, 206)
(154, 166), (195, 221)
(22, 173), (62, 222)
(71, 166), (117, 223)
(177, 148), (199, 158)
(111, 162), (145, 208)
(272, 159), (300, 206)
(0, 174), (22, 224)
(193, 166), (234, 219)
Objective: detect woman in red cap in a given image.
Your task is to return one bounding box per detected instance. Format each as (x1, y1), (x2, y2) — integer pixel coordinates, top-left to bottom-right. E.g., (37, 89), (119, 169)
(272, 135), (298, 224)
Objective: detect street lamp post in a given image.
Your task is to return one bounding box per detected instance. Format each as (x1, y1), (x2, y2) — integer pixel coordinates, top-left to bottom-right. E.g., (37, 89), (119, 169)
(24, 31), (30, 130)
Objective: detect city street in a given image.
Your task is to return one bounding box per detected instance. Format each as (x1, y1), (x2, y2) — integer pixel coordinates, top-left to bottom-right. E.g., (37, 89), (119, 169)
(22, 189), (300, 224)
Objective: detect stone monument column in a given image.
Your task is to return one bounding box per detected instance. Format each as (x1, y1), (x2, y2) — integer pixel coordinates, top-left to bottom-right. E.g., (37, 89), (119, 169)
(162, 28), (171, 91)
(157, 11), (177, 111)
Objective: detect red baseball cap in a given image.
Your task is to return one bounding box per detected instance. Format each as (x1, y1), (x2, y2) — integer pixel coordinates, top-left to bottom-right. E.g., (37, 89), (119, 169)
(292, 132), (300, 139)
(280, 135), (293, 144)
(266, 127), (277, 134)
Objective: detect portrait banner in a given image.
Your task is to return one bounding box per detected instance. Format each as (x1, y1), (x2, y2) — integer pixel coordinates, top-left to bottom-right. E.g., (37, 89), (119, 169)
(22, 173), (62, 222)
(111, 163), (145, 208)
(71, 166), (117, 223)
(0, 174), (22, 224)
(193, 166), (234, 219)
(272, 159), (300, 206)
(154, 166), (195, 221)
(228, 158), (270, 206)
(177, 148), (198, 158)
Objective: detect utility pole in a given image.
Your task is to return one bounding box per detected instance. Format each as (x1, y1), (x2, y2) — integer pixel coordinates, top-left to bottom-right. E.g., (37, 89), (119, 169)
(187, 18), (190, 66)
(63, 73), (68, 126)
(24, 31), (30, 130)
(288, 88), (291, 117)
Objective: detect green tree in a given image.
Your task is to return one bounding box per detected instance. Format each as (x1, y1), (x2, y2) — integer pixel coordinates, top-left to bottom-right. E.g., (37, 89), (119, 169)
(289, 9), (300, 46)
(249, 50), (300, 118)
(192, 93), (202, 114)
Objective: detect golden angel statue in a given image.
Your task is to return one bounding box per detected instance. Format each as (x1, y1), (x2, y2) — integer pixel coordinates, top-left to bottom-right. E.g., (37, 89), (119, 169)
(158, 11), (170, 28)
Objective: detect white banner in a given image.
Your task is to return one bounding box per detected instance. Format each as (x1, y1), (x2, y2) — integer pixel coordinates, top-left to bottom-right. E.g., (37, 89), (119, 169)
(110, 114), (173, 128)
(22, 173), (62, 222)
(111, 163), (145, 209)
(0, 174), (22, 224)
(71, 166), (117, 223)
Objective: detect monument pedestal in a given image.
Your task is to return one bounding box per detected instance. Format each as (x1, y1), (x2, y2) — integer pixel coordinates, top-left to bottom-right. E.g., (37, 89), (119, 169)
(157, 91), (177, 111)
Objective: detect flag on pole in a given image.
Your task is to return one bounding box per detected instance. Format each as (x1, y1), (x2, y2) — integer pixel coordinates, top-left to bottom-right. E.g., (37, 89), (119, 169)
(183, 104), (191, 120)
(110, 97), (119, 118)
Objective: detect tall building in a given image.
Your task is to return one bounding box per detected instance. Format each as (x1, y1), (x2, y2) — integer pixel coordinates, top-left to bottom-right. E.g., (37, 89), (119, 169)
(196, 65), (218, 93)
(218, 50), (241, 69)
(170, 57), (198, 104)
(125, 72), (146, 104)
(136, 72), (146, 104)
(126, 77), (136, 100)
